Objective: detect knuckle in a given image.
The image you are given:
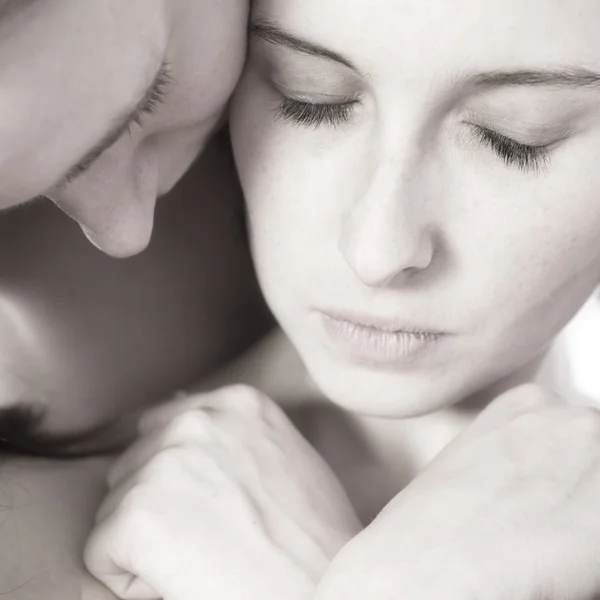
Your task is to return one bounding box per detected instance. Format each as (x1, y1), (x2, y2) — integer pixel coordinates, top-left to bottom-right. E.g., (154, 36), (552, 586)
(123, 481), (154, 507)
(568, 406), (600, 439)
(508, 402), (600, 442)
(510, 402), (549, 427)
(496, 383), (558, 415)
(160, 410), (213, 445)
(141, 446), (187, 480)
(219, 384), (269, 415)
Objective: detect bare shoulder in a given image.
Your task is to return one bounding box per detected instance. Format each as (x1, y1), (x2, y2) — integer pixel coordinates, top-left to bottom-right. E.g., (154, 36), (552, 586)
(0, 456), (117, 600)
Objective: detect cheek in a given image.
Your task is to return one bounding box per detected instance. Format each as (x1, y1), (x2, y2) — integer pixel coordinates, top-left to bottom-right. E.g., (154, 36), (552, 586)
(0, 83), (114, 206)
(0, 159), (61, 209)
(151, 123), (219, 194)
(231, 75), (359, 237)
(231, 90), (339, 299)
(443, 144), (600, 352)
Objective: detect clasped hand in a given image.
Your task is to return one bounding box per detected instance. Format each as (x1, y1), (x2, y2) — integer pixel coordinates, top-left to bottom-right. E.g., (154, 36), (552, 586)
(86, 383), (600, 600)
(84, 385), (361, 600)
(317, 384), (600, 600)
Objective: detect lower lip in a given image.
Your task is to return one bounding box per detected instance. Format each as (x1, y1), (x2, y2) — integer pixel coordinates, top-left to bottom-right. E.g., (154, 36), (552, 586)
(319, 313), (442, 366)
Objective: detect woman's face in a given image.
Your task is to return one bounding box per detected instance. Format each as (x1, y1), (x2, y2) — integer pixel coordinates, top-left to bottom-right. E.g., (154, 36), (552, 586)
(0, 0), (247, 256)
(231, 0), (600, 417)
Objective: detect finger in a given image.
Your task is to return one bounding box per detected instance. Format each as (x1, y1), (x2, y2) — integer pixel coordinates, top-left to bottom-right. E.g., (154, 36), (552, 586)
(109, 409), (217, 489)
(95, 470), (143, 525)
(106, 434), (164, 490)
(99, 447), (188, 525)
(138, 385), (269, 436)
(99, 442), (220, 526)
(99, 449), (197, 525)
(138, 390), (220, 435)
(458, 383), (562, 441)
(84, 522), (161, 600)
(106, 575), (160, 600)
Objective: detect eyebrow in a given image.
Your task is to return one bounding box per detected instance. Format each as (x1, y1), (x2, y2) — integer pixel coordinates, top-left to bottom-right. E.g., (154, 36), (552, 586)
(251, 19), (600, 91)
(464, 68), (600, 89)
(251, 19), (359, 72)
(58, 63), (170, 186)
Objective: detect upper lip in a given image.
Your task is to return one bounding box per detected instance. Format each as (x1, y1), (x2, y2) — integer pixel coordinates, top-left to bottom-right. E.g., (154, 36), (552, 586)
(318, 308), (447, 336)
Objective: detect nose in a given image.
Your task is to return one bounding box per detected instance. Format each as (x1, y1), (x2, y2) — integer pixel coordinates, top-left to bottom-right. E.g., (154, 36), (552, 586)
(339, 161), (434, 288)
(48, 139), (158, 258)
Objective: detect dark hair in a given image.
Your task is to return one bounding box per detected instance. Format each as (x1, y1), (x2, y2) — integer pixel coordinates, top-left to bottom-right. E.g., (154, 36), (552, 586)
(0, 403), (127, 459)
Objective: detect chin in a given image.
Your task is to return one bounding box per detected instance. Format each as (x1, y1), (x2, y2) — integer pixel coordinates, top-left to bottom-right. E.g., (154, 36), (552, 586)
(305, 357), (462, 419)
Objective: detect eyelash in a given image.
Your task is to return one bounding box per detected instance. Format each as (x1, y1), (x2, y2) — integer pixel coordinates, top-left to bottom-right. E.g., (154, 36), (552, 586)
(274, 97), (357, 128)
(59, 68), (173, 186)
(274, 97), (552, 173)
(129, 67), (172, 131)
(472, 125), (551, 173)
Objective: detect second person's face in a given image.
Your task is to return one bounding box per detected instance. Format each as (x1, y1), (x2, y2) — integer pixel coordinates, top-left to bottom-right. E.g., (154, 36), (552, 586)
(0, 0), (248, 256)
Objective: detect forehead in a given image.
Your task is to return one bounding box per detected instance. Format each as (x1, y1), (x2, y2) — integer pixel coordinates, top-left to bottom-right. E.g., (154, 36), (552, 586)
(0, 0), (166, 203)
(253, 0), (600, 79)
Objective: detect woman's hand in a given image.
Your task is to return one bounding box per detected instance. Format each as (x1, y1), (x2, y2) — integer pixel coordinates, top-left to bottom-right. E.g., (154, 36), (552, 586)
(317, 384), (600, 600)
(84, 385), (361, 600)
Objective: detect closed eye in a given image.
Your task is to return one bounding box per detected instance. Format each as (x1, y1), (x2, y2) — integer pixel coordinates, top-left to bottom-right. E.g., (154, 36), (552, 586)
(128, 66), (172, 130)
(471, 124), (551, 173)
(274, 96), (359, 128)
(59, 65), (173, 186)
(274, 96), (553, 174)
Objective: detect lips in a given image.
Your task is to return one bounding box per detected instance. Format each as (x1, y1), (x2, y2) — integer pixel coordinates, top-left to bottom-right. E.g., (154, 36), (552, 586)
(318, 309), (444, 365)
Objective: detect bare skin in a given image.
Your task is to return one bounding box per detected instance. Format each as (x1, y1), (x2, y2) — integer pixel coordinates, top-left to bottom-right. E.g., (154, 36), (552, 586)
(4, 318), (577, 599)
(0, 132), (272, 449)
(0, 133), (271, 599)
